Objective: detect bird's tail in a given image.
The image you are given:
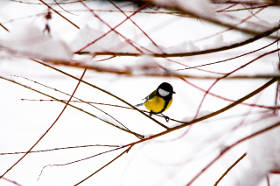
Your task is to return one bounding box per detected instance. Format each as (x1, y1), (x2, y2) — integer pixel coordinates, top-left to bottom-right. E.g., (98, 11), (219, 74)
(135, 102), (144, 107)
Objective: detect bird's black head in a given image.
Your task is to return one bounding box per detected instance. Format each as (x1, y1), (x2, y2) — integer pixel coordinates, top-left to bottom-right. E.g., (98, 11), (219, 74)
(157, 82), (175, 97)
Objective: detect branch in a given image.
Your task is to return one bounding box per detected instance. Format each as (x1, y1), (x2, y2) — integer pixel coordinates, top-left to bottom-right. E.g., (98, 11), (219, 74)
(14, 75), (140, 138)
(34, 59), (170, 130)
(0, 144), (121, 156)
(123, 78), (277, 147)
(146, 0), (279, 40)
(0, 75), (144, 138)
(74, 146), (132, 185)
(214, 152), (247, 186)
(38, 0), (80, 29)
(0, 23), (9, 32)
(2, 177), (21, 186)
(186, 119), (280, 186)
(0, 68), (86, 179)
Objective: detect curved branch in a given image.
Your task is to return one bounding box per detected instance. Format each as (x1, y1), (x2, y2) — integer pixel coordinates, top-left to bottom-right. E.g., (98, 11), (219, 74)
(86, 23), (280, 57)
(0, 68), (86, 179)
(0, 75), (144, 138)
(147, 0), (279, 40)
(123, 78), (277, 147)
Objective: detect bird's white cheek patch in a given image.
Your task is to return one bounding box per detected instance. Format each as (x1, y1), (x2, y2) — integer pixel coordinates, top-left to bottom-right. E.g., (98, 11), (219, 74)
(158, 88), (170, 97)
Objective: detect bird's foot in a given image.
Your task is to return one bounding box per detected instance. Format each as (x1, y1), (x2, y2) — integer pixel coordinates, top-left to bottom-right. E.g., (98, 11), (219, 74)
(161, 114), (170, 122)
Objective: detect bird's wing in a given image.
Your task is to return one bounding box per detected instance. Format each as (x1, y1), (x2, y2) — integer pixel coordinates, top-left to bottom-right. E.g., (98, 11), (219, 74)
(144, 90), (157, 102)
(135, 90), (157, 107)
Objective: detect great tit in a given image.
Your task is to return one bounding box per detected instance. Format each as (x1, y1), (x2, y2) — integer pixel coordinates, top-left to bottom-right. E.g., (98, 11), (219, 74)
(137, 82), (175, 117)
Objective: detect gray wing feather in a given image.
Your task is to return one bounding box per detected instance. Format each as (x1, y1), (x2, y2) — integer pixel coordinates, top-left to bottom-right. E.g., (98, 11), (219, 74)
(135, 90), (157, 107)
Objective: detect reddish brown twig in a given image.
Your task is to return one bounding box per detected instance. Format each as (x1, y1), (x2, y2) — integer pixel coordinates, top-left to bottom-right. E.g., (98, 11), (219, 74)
(214, 153), (247, 186)
(186, 119), (280, 186)
(0, 68), (87, 179)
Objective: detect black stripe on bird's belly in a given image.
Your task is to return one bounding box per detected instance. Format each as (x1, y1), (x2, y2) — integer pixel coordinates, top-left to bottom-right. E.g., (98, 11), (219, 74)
(157, 95), (172, 114)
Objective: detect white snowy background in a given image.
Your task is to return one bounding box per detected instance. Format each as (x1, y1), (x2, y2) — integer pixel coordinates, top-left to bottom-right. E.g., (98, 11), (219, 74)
(0, 0), (280, 186)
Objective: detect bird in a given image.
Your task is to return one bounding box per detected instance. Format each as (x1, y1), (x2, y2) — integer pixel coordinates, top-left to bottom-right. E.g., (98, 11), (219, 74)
(136, 82), (175, 121)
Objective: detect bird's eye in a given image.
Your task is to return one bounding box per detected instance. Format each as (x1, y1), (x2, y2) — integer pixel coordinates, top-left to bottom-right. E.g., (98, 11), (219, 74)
(158, 88), (170, 97)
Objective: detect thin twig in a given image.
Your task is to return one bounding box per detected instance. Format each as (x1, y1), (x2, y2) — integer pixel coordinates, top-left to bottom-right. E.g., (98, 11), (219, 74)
(214, 153), (247, 186)
(14, 75), (136, 137)
(186, 119), (280, 186)
(74, 146), (132, 185)
(35, 58), (278, 132)
(177, 38), (279, 70)
(266, 175), (271, 186)
(192, 48), (280, 121)
(38, 145), (125, 180)
(34, 59), (170, 130)
(2, 177), (21, 186)
(38, 0), (80, 29)
(0, 144), (120, 156)
(77, 0), (146, 53)
(0, 68), (86, 179)
(0, 75), (144, 138)
(0, 23), (9, 32)
(121, 78), (278, 147)
(148, 0), (279, 40)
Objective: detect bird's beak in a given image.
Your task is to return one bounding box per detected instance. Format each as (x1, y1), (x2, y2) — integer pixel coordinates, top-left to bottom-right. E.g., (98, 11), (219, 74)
(173, 91), (176, 94)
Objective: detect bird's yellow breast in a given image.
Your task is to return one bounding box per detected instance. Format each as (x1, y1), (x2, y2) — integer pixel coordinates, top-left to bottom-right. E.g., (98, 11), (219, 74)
(144, 96), (172, 114)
